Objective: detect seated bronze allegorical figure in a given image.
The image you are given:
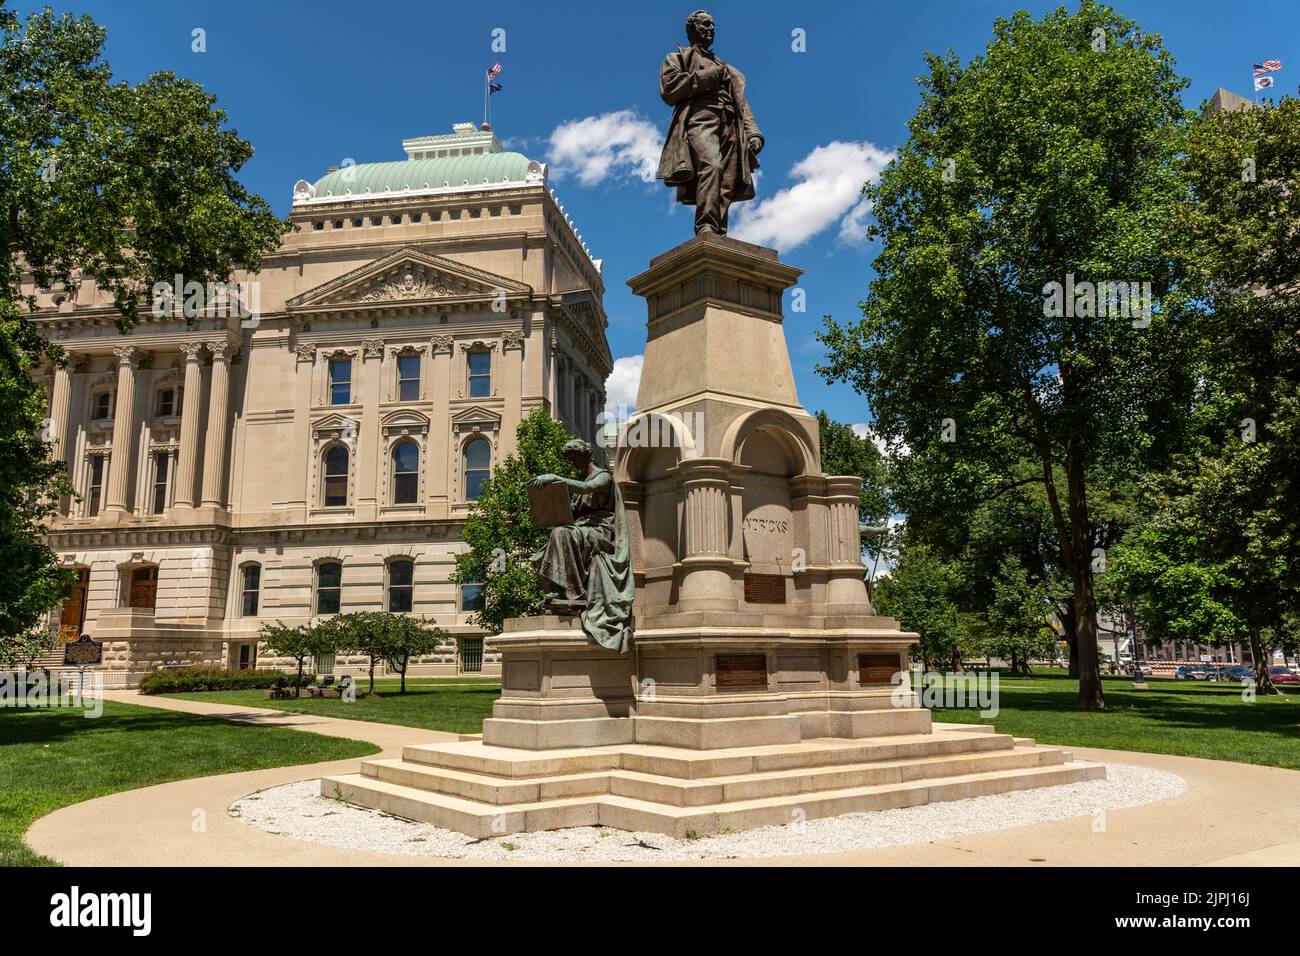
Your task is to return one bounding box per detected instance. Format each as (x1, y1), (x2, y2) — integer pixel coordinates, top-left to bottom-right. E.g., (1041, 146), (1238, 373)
(529, 439), (634, 652)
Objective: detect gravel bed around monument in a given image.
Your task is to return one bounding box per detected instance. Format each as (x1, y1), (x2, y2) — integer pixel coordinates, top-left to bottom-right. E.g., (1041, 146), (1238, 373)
(228, 762), (1185, 862)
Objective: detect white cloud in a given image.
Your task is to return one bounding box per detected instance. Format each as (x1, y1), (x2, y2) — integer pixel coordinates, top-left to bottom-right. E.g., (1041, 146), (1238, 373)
(852, 421), (910, 458)
(548, 111), (663, 187)
(603, 354), (643, 418)
(731, 141), (895, 250)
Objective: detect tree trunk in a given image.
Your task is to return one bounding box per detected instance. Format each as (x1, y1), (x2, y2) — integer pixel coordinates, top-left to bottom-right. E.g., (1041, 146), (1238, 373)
(1248, 630), (1280, 695)
(368, 657), (376, 696)
(399, 654), (408, 694)
(1059, 602), (1080, 676)
(950, 646), (964, 673)
(1066, 450), (1105, 710)
(295, 659), (304, 698)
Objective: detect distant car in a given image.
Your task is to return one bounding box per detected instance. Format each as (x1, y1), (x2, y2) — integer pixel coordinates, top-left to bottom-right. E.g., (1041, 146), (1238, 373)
(1133, 661), (1154, 677)
(1177, 664), (1214, 680)
(1220, 665), (1254, 684)
(1268, 667), (1300, 686)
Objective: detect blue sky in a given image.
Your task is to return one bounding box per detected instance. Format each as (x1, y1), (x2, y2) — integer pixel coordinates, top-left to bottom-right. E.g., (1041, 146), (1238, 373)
(16, 0), (1300, 427)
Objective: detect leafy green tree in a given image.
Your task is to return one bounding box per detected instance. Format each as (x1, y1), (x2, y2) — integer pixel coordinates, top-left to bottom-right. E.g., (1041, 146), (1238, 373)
(873, 543), (968, 672)
(1111, 89), (1300, 694)
(260, 622), (335, 698)
(322, 611), (395, 696)
(380, 618), (449, 693)
(983, 557), (1058, 675)
(819, 1), (1196, 708)
(0, 625), (58, 669)
(0, 7), (288, 640)
(452, 408), (576, 634)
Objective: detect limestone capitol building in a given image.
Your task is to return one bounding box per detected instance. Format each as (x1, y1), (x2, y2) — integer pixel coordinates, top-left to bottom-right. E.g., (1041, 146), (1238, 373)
(28, 123), (614, 681)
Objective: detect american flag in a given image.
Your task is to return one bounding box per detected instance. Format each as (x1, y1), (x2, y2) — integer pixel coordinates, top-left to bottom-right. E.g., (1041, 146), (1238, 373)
(486, 62), (502, 82)
(1253, 59), (1282, 76)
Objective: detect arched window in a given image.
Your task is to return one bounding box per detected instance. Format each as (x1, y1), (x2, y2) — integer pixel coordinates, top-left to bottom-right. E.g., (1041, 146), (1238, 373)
(240, 563), (261, 617)
(391, 441), (419, 504)
(387, 559), (414, 613)
(322, 444), (349, 507)
(463, 438), (490, 500)
(316, 561), (342, 615)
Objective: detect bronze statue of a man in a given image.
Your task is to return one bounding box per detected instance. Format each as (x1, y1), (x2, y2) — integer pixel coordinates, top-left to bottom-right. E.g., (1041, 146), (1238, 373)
(657, 9), (763, 236)
(530, 439), (634, 652)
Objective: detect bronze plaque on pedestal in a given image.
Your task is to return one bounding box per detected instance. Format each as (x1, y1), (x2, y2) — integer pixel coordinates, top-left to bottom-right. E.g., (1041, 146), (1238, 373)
(743, 573), (786, 604)
(858, 653), (901, 686)
(716, 653), (768, 689)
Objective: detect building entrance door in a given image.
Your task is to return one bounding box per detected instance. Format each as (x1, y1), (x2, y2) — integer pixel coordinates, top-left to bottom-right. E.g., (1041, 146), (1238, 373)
(129, 566), (158, 610)
(60, 568), (89, 641)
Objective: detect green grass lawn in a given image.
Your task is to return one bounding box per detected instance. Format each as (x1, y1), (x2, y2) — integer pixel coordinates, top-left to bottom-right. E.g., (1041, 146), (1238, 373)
(0, 700), (378, 867)
(164, 677), (502, 735)
(928, 670), (1300, 770)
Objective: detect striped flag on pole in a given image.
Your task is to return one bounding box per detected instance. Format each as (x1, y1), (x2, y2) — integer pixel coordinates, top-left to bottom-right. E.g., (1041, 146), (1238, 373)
(1253, 59), (1282, 76)
(486, 62), (502, 82)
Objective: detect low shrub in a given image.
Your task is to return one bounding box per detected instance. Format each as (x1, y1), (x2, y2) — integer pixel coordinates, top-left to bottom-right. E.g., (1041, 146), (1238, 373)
(137, 666), (292, 695)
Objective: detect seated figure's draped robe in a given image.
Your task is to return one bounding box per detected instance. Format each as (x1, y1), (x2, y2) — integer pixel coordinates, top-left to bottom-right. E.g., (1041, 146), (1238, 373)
(535, 468), (634, 653)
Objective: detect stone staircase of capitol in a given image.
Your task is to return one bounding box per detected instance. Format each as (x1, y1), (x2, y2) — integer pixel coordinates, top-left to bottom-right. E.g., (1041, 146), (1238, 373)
(321, 724), (1103, 839)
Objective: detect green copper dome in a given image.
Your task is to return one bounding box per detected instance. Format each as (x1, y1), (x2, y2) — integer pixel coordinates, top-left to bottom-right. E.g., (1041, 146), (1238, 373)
(312, 152), (534, 198)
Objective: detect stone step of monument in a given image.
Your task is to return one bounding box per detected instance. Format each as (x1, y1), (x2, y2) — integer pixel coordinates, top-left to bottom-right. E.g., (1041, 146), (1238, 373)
(595, 762), (1107, 839)
(359, 743), (1065, 808)
(402, 728), (1020, 781)
(321, 758), (1105, 839)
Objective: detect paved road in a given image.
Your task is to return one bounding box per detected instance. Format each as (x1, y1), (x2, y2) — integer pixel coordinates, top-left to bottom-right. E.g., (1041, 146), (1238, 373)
(23, 690), (1300, 867)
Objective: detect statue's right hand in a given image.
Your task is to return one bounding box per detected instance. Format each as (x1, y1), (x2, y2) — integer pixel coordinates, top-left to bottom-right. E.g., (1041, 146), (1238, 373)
(530, 474), (558, 487)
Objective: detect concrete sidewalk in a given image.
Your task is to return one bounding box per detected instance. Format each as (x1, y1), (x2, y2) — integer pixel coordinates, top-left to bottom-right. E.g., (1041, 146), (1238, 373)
(23, 691), (1300, 866)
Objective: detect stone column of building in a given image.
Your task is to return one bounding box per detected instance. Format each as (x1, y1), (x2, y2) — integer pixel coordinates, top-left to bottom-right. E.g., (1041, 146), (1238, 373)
(48, 361), (72, 465)
(104, 345), (141, 516)
(200, 340), (232, 509)
(173, 342), (205, 509)
(824, 475), (872, 607)
(677, 458), (737, 611)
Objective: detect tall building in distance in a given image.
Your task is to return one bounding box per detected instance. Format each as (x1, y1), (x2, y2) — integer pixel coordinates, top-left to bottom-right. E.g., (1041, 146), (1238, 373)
(30, 123), (613, 682)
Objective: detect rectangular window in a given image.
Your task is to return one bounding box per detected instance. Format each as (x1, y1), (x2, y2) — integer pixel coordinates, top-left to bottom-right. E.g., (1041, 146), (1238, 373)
(316, 562), (342, 615)
(87, 456), (105, 516)
(152, 453), (170, 513)
(467, 351), (491, 398)
(388, 560), (414, 613)
(330, 358), (352, 405)
(460, 582), (485, 612)
(397, 354), (421, 402)
(93, 392), (112, 420)
(241, 564), (261, 617)
(156, 389), (175, 417)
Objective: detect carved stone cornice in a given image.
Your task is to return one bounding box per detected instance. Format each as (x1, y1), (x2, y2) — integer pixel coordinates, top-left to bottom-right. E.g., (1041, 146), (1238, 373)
(293, 343), (316, 364)
(362, 338), (384, 359)
(502, 329), (525, 350)
(431, 334), (454, 353)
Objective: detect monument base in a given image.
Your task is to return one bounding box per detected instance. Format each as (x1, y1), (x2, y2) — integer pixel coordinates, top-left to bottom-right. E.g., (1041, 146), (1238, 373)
(322, 618), (1105, 838)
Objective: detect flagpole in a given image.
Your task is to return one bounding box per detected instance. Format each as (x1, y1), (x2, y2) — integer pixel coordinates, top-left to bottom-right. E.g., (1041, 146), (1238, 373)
(483, 71), (488, 128)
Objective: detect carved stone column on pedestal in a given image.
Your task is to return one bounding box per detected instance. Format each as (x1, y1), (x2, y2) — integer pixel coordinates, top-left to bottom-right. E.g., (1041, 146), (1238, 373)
(824, 475), (871, 607)
(677, 457), (737, 610)
(200, 340), (232, 509)
(173, 342), (205, 508)
(104, 346), (142, 515)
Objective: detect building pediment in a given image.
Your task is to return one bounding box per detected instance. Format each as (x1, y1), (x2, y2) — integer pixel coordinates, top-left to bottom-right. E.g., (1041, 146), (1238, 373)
(451, 405), (502, 435)
(285, 247), (532, 313)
